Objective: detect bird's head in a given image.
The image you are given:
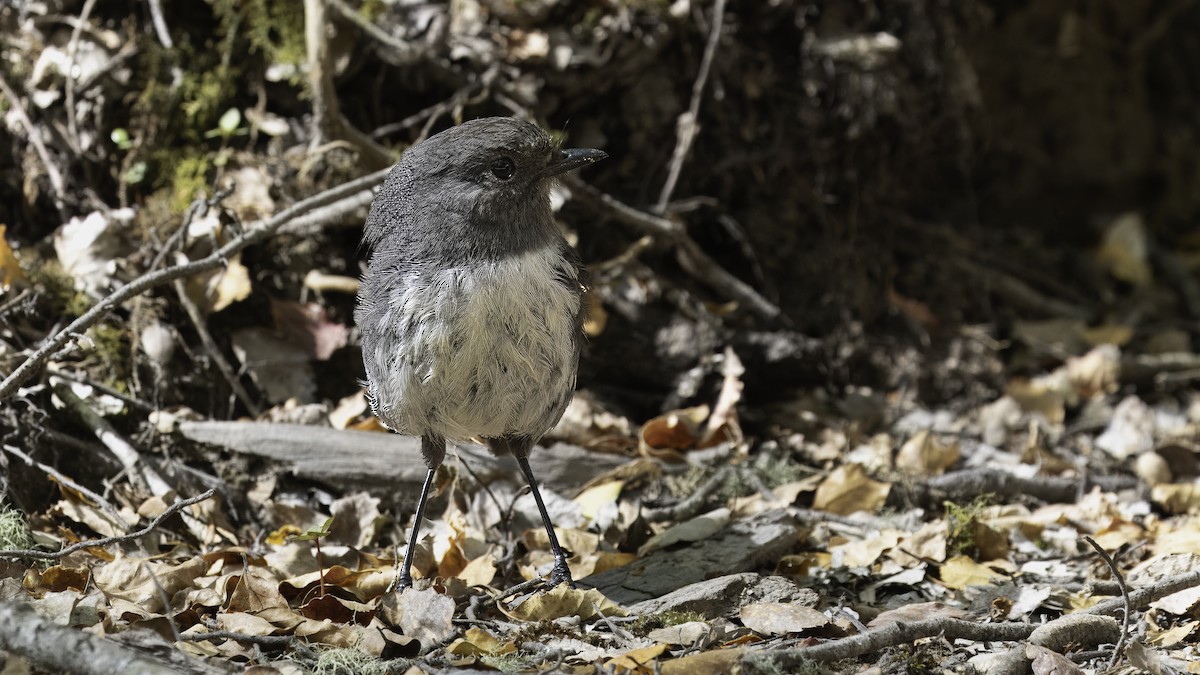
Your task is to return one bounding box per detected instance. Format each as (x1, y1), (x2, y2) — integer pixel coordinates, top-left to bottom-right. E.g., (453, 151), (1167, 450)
(364, 117), (606, 263)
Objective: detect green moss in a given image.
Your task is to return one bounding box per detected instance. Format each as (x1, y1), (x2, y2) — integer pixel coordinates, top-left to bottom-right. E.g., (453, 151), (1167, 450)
(358, 0), (386, 23)
(628, 609), (705, 635)
(313, 648), (404, 675)
(166, 152), (213, 213)
(0, 506), (33, 552)
(239, 0), (308, 87)
(87, 323), (131, 388)
(944, 496), (993, 557)
(27, 261), (90, 317)
(479, 653), (535, 673)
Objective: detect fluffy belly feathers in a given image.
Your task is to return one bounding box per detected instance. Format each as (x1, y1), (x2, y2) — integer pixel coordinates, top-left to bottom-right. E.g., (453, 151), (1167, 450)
(363, 246), (580, 441)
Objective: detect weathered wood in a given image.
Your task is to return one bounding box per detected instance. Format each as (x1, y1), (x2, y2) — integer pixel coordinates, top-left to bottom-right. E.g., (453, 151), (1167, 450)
(580, 509), (801, 605)
(177, 421), (627, 494)
(0, 600), (232, 675)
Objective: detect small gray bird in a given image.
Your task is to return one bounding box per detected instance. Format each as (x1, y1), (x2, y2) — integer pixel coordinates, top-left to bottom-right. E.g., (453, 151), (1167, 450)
(356, 117), (606, 590)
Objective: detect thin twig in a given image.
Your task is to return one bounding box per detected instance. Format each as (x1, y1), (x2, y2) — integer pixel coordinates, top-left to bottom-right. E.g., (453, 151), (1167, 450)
(0, 167), (388, 401)
(63, 0), (99, 158)
(641, 465), (732, 522)
(172, 279), (262, 416)
(1082, 535), (1130, 670)
(371, 82), (480, 140)
(51, 379), (173, 496)
(178, 630), (295, 648)
(564, 175), (781, 320)
(142, 562), (183, 642)
(145, 0), (174, 48)
(0, 489), (215, 560)
(48, 367), (155, 414)
(327, 0), (422, 66)
(654, 0), (727, 213)
(0, 72), (67, 217)
(1, 444), (130, 531)
(304, 0), (393, 169)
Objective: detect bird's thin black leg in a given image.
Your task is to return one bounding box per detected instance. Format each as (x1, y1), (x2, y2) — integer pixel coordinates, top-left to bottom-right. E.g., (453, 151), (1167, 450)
(515, 455), (574, 588)
(397, 465), (436, 592)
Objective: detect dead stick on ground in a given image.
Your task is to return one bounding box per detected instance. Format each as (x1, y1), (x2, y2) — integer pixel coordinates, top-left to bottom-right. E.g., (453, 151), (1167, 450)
(1082, 535), (1129, 670)
(1, 444), (130, 531)
(0, 72), (66, 218)
(0, 168), (386, 401)
(304, 0), (393, 169)
(0, 489), (215, 561)
(755, 568), (1200, 666)
(655, 0), (727, 213)
(0, 600), (227, 675)
(51, 379), (173, 497)
(172, 278), (262, 416)
(564, 175), (781, 320)
(63, 0), (99, 158)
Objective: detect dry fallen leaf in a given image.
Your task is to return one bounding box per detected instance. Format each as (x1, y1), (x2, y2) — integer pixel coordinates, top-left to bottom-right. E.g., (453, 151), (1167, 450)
(605, 643), (668, 674)
(739, 602), (828, 635)
(0, 225), (24, 290)
(398, 587), (456, 649)
(1095, 212), (1151, 287)
(647, 621), (712, 646)
(499, 583), (624, 622)
(896, 430), (960, 475)
(869, 601), (966, 627)
(639, 507), (730, 556)
(938, 555), (1005, 590)
(812, 463), (890, 515)
(445, 625), (517, 657)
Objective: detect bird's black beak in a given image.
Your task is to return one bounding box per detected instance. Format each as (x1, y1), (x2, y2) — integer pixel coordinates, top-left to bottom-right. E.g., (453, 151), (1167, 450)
(544, 147), (608, 177)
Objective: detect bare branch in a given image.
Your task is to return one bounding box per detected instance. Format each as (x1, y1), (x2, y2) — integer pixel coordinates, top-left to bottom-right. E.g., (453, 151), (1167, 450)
(0, 489), (215, 561)
(0, 168), (387, 401)
(655, 0), (727, 213)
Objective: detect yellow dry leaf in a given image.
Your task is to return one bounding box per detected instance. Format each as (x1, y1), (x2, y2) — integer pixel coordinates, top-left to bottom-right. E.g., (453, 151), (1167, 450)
(1152, 483), (1200, 515)
(266, 524), (303, 546)
(209, 255), (252, 312)
(812, 463), (890, 515)
(457, 552), (497, 587)
(446, 626), (517, 657)
(1147, 620), (1197, 648)
(830, 530), (901, 568)
(523, 527), (600, 558)
(574, 480), (625, 522)
(500, 583), (624, 622)
(938, 555), (1003, 590)
(777, 552), (832, 577)
(659, 648), (746, 675)
(1082, 324), (1133, 347)
(896, 430), (960, 475)
(605, 643), (668, 673)
(1096, 212), (1151, 286)
(0, 225), (23, 290)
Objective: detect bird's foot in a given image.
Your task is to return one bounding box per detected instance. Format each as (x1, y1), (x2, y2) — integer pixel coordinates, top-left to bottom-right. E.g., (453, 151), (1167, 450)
(547, 557), (575, 590)
(392, 573), (413, 594)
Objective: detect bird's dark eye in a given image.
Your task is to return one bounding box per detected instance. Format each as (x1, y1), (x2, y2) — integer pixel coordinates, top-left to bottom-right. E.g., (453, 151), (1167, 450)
(490, 157), (516, 180)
